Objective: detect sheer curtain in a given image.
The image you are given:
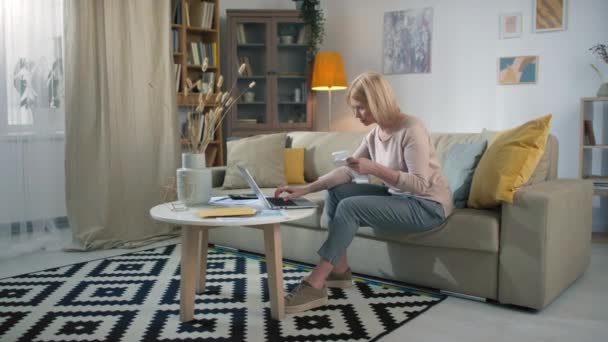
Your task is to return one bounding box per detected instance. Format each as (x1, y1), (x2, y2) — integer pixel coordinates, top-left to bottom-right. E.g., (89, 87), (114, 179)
(0, 0), (68, 259)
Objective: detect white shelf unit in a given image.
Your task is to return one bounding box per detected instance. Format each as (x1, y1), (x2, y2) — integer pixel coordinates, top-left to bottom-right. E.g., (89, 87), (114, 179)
(580, 97), (608, 196)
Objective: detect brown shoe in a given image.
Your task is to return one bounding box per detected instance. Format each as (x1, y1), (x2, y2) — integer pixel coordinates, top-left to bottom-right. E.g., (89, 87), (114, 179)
(326, 268), (353, 288)
(285, 280), (328, 314)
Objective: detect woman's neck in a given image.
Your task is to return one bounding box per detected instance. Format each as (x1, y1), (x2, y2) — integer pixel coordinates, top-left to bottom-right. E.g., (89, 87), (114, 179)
(379, 113), (406, 133)
(377, 114), (405, 142)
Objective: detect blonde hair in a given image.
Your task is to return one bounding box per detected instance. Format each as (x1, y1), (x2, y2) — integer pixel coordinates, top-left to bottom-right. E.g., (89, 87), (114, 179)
(346, 72), (401, 126)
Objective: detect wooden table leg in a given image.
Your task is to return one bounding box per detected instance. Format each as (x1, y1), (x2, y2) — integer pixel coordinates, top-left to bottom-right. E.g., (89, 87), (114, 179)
(263, 223), (285, 320)
(197, 228), (209, 294)
(180, 226), (199, 322)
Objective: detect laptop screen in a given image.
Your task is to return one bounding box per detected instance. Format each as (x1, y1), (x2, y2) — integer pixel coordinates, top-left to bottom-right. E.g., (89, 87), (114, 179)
(236, 164), (272, 209)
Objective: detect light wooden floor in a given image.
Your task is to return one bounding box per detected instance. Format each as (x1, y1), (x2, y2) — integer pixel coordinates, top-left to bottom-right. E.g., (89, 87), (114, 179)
(1, 239), (607, 341)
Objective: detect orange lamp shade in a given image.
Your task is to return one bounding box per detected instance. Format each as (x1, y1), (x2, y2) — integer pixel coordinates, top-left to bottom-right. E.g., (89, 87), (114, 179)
(311, 51), (348, 91)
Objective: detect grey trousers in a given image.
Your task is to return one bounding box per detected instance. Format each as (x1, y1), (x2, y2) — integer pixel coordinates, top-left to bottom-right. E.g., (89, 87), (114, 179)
(317, 183), (446, 265)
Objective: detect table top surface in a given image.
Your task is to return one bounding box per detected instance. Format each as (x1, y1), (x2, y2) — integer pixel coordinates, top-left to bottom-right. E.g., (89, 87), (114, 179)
(150, 201), (316, 227)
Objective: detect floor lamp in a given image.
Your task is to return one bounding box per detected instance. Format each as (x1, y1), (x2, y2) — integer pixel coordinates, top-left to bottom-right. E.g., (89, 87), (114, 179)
(311, 51), (347, 131)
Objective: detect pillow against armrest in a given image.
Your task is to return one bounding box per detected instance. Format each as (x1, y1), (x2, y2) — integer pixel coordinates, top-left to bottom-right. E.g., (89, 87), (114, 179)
(222, 133), (287, 189)
(481, 129), (553, 186)
(284, 148), (306, 184)
(468, 114), (552, 208)
(442, 141), (487, 208)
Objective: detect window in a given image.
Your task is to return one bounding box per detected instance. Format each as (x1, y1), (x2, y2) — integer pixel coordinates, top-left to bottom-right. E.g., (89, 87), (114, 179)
(0, 0), (64, 134)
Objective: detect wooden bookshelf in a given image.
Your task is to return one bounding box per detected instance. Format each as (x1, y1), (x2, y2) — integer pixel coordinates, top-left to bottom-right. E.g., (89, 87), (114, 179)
(172, 0), (224, 166)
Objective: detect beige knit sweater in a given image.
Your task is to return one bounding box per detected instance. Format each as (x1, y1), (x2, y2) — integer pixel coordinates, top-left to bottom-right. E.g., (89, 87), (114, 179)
(318, 115), (454, 217)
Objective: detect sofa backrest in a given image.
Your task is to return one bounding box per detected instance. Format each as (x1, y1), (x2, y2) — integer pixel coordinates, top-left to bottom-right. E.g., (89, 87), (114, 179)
(287, 131), (559, 184)
(288, 131), (367, 182)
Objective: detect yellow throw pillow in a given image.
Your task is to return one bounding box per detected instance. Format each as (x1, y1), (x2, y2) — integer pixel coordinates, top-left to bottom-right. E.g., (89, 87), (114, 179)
(284, 148), (306, 184)
(467, 114), (552, 208)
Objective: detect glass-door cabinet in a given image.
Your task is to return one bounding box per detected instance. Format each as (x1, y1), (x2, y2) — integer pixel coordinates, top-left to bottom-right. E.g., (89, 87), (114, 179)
(226, 10), (314, 137)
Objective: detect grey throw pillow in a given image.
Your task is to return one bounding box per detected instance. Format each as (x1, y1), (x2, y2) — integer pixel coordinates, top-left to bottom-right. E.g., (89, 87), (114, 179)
(222, 133), (287, 189)
(443, 141), (487, 208)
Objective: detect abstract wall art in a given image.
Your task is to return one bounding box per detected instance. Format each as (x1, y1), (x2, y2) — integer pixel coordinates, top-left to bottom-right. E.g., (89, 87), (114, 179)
(533, 0), (567, 32)
(383, 7), (433, 74)
(498, 56), (538, 85)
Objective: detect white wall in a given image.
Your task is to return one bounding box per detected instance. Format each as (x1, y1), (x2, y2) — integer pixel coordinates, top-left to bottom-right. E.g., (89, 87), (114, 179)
(318, 0), (608, 230)
(216, 0), (608, 229)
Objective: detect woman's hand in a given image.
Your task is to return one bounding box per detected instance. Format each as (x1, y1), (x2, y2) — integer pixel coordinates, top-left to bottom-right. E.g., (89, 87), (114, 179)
(274, 184), (311, 200)
(346, 157), (377, 175)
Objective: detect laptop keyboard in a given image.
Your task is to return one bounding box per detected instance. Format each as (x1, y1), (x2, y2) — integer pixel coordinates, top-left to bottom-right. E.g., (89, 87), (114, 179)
(267, 197), (298, 207)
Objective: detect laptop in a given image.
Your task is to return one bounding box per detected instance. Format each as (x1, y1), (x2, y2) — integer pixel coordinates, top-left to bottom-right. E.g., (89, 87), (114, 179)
(236, 164), (317, 210)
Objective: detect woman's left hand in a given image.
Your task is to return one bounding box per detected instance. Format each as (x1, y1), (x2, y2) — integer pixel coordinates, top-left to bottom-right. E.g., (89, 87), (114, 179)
(346, 157), (376, 175)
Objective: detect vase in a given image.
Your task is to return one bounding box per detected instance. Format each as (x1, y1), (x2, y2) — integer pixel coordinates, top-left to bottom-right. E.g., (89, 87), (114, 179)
(597, 83), (608, 97)
(176, 153), (212, 206)
(181, 152), (206, 169)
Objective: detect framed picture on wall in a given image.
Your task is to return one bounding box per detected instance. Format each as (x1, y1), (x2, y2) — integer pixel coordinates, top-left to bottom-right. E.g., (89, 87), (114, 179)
(498, 56), (538, 85)
(499, 12), (522, 39)
(382, 7), (434, 74)
(533, 0), (567, 32)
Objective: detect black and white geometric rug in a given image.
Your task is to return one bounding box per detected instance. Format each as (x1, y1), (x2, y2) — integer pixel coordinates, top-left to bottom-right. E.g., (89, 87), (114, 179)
(0, 244), (445, 341)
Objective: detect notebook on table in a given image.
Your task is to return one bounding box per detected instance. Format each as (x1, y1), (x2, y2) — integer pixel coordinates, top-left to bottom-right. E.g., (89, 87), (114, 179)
(236, 164), (317, 210)
(199, 206), (257, 218)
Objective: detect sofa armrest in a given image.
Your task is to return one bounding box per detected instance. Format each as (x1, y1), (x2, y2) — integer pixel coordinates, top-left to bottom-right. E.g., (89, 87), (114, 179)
(499, 179), (593, 309)
(210, 166), (227, 188)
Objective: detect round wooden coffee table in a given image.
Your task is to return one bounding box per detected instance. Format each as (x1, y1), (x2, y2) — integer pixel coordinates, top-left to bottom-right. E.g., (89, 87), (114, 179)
(150, 202), (316, 321)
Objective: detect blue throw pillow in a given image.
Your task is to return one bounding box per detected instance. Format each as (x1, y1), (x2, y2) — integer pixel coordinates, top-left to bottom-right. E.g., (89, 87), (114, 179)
(443, 141), (488, 208)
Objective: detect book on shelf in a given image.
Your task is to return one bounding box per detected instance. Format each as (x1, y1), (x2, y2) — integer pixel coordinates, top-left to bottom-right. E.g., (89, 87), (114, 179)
(172, 0), (182, 24)
(583, 120), (596, 145)
(296, 27), (305, 44)
(188, 1), (215, 29)
(184, 1), (190, 26)
(237, 24), (246, 44)
(174, 63), (182, 92)
(172, 30), (180, 53)
(188, 42), (217, 66)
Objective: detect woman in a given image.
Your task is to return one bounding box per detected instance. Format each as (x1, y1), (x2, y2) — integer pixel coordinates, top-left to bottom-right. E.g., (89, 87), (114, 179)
(275, 72), (453, 313)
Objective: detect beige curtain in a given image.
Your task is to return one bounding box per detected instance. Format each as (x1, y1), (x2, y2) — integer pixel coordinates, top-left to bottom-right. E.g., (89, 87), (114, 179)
(64, 0), (179, 250)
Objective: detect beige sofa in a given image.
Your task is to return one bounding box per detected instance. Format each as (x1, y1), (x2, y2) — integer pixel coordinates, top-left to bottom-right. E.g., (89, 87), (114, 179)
(208, 131), (593, 310)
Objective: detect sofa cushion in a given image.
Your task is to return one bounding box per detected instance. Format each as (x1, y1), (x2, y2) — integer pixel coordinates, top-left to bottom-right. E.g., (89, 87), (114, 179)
(527, 134), (557, 184)
(431, 132), (487, 165)
(443, 141), (487, 208)
(318, 207), (499, 253)
(468, 114), (552, 208)
(288, 131), (367, 181)
(284, 148), (306, 184)
(482, 131), (558, 185)
(222, 133), (287, 189)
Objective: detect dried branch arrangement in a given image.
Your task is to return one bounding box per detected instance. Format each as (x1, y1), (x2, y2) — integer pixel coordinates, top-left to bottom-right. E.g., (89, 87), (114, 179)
(183, 58), (255, 154)
(590, 44), (607, 83)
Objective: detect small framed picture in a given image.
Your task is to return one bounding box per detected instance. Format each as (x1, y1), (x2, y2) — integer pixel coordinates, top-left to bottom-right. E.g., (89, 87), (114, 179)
(533, 0), (567, 32)
(498, 56), (538, 85)
(499, 12), (522, 39)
